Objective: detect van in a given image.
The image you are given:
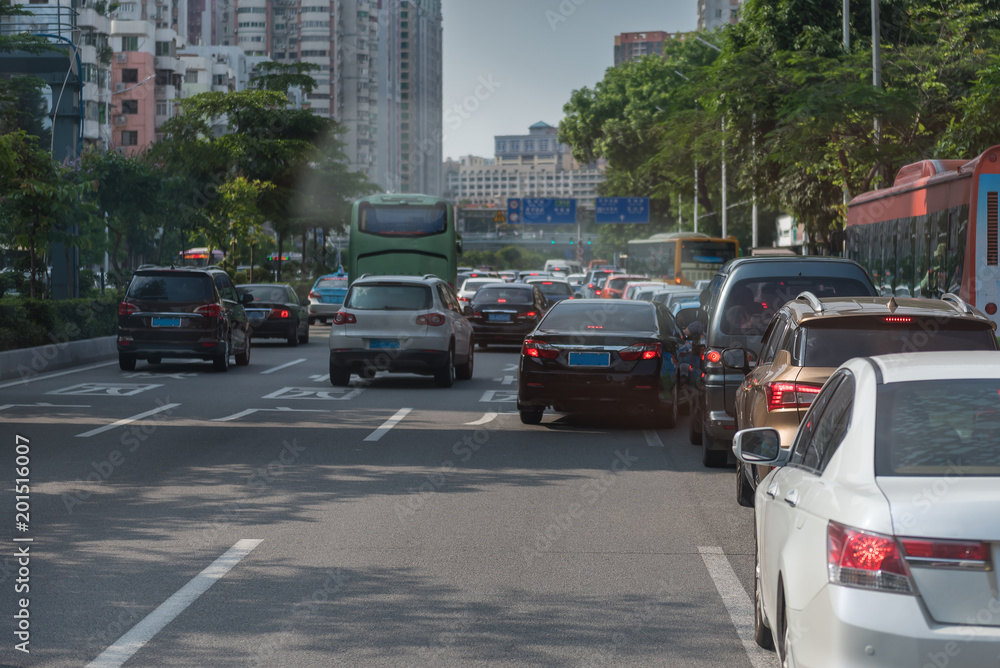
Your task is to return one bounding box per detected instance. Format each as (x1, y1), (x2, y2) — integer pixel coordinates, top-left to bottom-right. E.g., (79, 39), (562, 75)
(544, 259), (583, 275)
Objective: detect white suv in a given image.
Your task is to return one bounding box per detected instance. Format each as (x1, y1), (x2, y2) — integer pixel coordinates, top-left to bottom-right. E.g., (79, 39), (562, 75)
(328, 274), (475, 387)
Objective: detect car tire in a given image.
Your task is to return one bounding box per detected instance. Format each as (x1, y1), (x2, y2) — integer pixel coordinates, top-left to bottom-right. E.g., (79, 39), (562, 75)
(754, 533), (775, 650)
(329, 361), (350, 387)
(235, 334), (251, 366)
(118, 353), (136, 371)
(519, 408), (543, 425)
(456, 341), (474, 380)
(737, 465), (755, 508)
(287, 324), (299, 347)
(213, 339), (230, 372)
(147, 356), (161, 366)
(308, 317), (316, 325)
(299, 325), (309, 344)
(689, 405), (703, 445)
(778, 588), (793, 667)
(702, 430), (727, 468)
(434, 347), (455, 388)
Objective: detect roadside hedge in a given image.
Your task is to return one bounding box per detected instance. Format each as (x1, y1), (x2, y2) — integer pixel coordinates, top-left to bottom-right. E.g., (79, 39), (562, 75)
(0, 296), (120, 352)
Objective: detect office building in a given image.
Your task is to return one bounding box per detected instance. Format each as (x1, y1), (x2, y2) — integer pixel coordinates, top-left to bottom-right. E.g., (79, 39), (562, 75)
(613, 31), (674, 66)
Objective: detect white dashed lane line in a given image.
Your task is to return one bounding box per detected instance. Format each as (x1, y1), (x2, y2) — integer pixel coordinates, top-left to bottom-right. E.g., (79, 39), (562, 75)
(259, 358), (307, 375)
(75, 403), (181, 438)
(363, 407), (413, 442)
(643, 430), (664, 448)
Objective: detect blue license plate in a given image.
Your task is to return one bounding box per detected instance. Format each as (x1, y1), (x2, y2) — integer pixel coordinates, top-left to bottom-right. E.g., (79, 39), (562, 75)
(370, 339), (400, 349)
(488, 313), (512, 322)
(151, 317), (181, 327)
(568, 351), (610, 367)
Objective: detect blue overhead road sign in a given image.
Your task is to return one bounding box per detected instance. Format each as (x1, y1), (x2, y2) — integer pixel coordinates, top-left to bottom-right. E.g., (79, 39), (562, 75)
(595, 197), (650, 223)
(509, 198), (577, 224)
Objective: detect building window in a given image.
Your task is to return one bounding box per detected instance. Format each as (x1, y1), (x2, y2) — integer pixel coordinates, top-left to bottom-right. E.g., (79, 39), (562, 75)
(155, 41), (171, 56)
(525, 140), (534, 150)
(187, 71), (198, 83)
(156, 102), (167, 116)
(497, 140), (506, 152)
(539, 140), (548, 151)
(122, 36), (139, 51)
(121, 131), (138, 146)
(122, 99), (138, 114)
(510, 140), (520, 151)
(121, 68), (138, 83)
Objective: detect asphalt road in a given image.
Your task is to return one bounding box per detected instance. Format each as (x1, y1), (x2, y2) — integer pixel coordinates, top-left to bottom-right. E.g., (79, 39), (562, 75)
(0, 326), (777, 667)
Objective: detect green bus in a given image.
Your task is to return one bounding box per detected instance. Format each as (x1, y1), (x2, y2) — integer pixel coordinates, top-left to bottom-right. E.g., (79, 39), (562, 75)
(347, 194), (462, 286)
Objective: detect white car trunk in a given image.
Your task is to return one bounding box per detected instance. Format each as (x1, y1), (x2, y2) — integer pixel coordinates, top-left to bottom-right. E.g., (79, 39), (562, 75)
(344, 311), (429, 348)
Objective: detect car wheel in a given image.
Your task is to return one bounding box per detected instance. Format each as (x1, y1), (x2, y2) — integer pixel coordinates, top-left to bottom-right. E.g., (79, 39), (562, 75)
(147, 356), (161, 366)
(702, 430), (727, 468)
(213, 339), (230, 372)
(754, 533), (775, 650)
(456, 341), (474, 380)
(287, 323), (299, 347)
(118, 353), (136, 371)
(737, 465), (755, 508)
(519, 408), (543, 425)
(778, 589), (794, 668)
(689, 404), (704, 445)
(434, 347), (455, 388)
(329, 360), (350, 387)
(235, 334), (251, 366)
(299, 324), (309, 344)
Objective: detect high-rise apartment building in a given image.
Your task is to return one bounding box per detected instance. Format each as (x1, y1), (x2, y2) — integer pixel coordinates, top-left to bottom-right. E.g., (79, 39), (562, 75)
(698, 0), (742, 31)
(613, 31), (675, 66)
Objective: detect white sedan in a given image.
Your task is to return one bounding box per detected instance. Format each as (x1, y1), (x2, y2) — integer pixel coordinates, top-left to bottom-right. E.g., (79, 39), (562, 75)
(734, 351), (1000, 667)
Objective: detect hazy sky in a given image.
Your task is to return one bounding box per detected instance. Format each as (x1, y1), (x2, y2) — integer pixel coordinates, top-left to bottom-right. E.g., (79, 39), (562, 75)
(439, 0), (698, 161)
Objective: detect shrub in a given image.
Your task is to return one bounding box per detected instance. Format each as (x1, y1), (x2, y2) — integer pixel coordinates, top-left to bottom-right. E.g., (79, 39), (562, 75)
(0, 296), (120, 351)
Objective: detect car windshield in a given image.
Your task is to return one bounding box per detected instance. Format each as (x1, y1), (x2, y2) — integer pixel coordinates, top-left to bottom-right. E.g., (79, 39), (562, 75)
(239, 286), (289, 303)
(344, 284), (432, 310)
(473, 287), (533, 305)
(539, 302), (656, 332)
(128, 275), (212, 302)
(802, 319), (996, 366)
(876, 379), (1000, 476)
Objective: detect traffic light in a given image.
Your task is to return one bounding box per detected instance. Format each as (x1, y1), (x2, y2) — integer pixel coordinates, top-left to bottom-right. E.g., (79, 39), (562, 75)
(551, 240), (556, 244)
(587, 239), (592, 245)
(569, 239), (574, 244)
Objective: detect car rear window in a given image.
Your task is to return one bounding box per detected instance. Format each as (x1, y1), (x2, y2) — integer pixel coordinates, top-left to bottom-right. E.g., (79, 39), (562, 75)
(240, 286), (289, 303)
(720, 277), (874, 336)
(802, 318), (996, 366)
(539, 302), (656, 332)
(532, 282), (573, 297)
(345, 284), (432, 310)
(474, 287), (534, 305)
(316, 278), (346, 289)
(127, 274), (212, 302)
(876, 379), (1000, 476)
(460, 279), (494, 292)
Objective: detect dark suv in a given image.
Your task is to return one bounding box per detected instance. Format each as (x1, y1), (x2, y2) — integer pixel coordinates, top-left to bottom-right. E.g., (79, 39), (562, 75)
(117, 267), (253, 371)
(688, 257), (877, 466)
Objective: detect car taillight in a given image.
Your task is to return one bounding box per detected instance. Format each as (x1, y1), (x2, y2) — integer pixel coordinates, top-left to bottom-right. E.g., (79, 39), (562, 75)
(705, 350), (722, 364)
(765, 381), (822, 411)
(595, 289), (602, 296)
(900, 538), (990, 568)
(883, 316), (913, 323)
(269, 309), (290, 319)
(308, 291), (320, 299)
(828, 522), (913, 594)
(332, 311), (357, 325)
(194, 304), (221, 318)
(118, 302), (139, 316)
(472, 311), (482, 319)
(522, 339), (559, 359)
(517, 311), (538, 319)
(458, 296), (468, 302)
(619, 342), (662, 361)
(416, 313), (447, 326)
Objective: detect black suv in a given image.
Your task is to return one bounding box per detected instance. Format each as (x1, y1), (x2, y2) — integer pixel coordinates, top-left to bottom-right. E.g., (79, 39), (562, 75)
(117, 267), (253, 371)
(686, 257), (878, 467)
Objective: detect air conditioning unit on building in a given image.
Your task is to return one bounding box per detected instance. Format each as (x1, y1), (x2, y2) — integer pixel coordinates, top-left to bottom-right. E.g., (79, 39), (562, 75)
(114, 115), (128, 126)
(116, 53), (128, 63)
(114, 83), (127, 92)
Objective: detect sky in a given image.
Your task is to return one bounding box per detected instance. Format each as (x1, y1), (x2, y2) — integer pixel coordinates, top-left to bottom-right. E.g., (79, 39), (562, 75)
(439, 0), (699, 161)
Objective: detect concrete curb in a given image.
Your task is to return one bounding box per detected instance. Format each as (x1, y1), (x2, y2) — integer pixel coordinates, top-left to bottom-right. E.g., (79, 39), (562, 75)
(0, 336), (117, 382)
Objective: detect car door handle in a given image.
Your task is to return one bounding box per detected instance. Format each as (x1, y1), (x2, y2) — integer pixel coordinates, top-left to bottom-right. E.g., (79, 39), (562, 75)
(784, 489), (798, 507)
(766, 482), (778, 499)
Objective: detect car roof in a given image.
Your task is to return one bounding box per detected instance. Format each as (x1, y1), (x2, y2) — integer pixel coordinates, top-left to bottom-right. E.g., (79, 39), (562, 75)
(866, 351), (1000, 384)
(782, 294), (995, 329)
(352, 274), (443, 284)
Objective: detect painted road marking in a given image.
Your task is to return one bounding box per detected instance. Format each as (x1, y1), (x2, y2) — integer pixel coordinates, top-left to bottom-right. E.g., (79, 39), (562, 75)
(309, 373), (330, 382)
(75, 403), (181, 438)
(501, 375), (516, 385)
(123, 372), (198, 380)
(0, 402), (91, 412)
(213, 407), (329, 422)
(86, 539), (263, 668)
(503, 364), (518, 371)
(643, 430), (664, 448)
(0, 360), (117, 389)
(49, 382), (163, 397)
(698, 546), (777, 668)
(261, 386), (363, 401)
(364, 407), (412, 442)
(260, 358), (307, 375)
(479, 390), (518, 403)
(465, 412), (498, 426)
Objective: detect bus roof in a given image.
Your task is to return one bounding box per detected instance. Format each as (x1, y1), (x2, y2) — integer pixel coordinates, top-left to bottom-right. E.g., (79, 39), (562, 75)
(627, 232), (736, 244)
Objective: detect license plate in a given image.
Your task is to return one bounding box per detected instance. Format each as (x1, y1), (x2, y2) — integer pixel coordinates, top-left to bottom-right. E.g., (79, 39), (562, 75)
(488, 313), (512, 322)
(369, 339), (400, 349)
(151, 317), (181, 327)
(568, 351), (610, 366)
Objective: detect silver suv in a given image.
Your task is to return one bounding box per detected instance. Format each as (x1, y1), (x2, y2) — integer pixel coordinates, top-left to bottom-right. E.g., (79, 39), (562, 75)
(328, 274), (475, 387)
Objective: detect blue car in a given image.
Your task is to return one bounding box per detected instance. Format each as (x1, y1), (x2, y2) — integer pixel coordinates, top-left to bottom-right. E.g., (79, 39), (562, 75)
(307, 273), (348, 324)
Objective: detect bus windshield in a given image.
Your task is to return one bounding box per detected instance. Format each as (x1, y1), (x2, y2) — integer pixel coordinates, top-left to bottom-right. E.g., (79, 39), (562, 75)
(681, 241), (736, 267)
(359, 204), (447, 237)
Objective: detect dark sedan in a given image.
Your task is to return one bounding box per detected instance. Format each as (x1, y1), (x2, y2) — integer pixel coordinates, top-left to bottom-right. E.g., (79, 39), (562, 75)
(237, 283), (309, 346)
(468, 283), (549, 348)
(516, 299), (682, 426)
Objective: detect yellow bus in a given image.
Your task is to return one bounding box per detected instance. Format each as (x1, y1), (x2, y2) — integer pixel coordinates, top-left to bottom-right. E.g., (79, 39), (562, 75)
(626, 232), (739, 286)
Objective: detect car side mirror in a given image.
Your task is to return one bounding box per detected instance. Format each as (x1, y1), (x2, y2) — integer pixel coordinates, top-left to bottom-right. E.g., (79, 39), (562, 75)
(732, 428), (788, 466)
(241, 293), (254, 304)
(463, 305), (473, 317)
(722, 347), (752, 372)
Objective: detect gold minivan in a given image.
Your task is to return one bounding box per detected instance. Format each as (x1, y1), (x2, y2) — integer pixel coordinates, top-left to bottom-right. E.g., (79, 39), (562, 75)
(726, 292), (998, 506)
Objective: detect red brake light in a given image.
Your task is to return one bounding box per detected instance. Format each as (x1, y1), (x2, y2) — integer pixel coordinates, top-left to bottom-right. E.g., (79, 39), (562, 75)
(828, 522), (913, 593)
(269, 309), (290, 319)
(498, 298), (507, 303)
(595, 289), (602, 296)
(901, 538), (989, 564)
(518, 311), (538, 319)
(416, 313), (447, 326)
(119, 302), (139, 316)
(705, 350), (722, 364)
(458, 296), (468, 302)
(194, 304), (221, 318)
(308, 291), (320, 298)
(765, 381), (822, 411)
(619, 342), (662, 361)
(332, 311), (357, 325)
(522, 339), (559, 359)
(883, 316), (913, 323)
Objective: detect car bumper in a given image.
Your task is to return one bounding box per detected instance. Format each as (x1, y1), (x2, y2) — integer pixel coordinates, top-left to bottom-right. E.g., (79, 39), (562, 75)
(250, 321), (296, 338)
(470, 323), (534, 344)
(518, 369), (663, 413)
(308, 302), (342, 317)
(117, 339), (225, 360)
(787, 585), (1000, 667)
(329, 349), (449, 375)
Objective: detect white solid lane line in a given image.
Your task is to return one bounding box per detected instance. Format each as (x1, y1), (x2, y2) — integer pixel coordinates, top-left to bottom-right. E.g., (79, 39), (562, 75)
(86, 539), (263, 668)
(698, 546), (778, 668)
(643, 430), (664, 448)
(0, 360), (117, 389)
(465, 412), (498, 425)
(364, 407), (412, 442)
(259, 358), (307, 375)
(75, 403), (181, 438)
